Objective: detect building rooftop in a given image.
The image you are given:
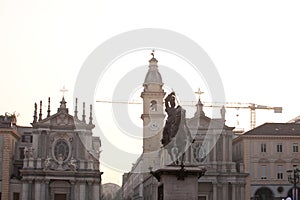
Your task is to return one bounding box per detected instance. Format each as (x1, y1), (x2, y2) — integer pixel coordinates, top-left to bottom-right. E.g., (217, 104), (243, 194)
(243, 122), (300, 136)
(0, 113), (16, 128)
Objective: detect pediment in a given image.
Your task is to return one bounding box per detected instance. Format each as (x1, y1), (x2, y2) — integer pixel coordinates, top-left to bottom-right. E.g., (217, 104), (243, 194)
(33, 112), (75, 128)
(51, 113), (74, 126)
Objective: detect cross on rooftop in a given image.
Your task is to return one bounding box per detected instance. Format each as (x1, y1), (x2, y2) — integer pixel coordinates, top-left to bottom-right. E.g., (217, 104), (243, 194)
(60, 86), (68, 97)
(195, 88), (204, 100)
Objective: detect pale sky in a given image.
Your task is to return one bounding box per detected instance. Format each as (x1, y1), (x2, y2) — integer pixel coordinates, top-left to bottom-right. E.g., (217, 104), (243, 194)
(1, 0), (300, 185)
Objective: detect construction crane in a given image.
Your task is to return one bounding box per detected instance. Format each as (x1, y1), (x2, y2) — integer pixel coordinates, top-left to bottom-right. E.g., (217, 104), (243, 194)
(96, 99), (282, 130)
(194, 88), (283, 129)
(201, 102), (282, 130)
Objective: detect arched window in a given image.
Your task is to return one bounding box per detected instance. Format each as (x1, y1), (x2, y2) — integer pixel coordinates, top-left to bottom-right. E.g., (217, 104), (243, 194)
(254, 187), (274, 200)
(150, 100), (157, 111)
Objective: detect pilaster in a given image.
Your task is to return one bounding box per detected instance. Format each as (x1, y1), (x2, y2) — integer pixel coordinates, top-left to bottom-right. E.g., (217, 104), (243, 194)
(79, 181), (86, 200)
(212, 182), (217, 200)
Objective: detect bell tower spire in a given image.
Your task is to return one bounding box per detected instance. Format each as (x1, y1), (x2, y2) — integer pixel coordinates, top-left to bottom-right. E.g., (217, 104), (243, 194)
(141, 50), (165, 153)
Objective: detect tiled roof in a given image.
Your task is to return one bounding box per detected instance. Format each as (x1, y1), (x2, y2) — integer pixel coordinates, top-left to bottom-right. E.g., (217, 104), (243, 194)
(243, 123), (300, 136)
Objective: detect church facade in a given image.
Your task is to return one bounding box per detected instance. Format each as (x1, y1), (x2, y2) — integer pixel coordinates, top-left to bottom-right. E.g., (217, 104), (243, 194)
(122, 54), (248, 200)
(0, 97), (102, 200)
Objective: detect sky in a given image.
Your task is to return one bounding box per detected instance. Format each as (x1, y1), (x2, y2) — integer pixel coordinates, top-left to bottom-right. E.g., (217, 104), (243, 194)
(1, 0), (300, 185)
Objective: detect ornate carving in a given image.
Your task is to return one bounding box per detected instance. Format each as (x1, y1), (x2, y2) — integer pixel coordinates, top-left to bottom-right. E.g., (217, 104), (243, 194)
(44, 156), (52, 170)
(68, 157), (78, 171)
(24, 146), (34, 159)
(192, 142), (207, 163)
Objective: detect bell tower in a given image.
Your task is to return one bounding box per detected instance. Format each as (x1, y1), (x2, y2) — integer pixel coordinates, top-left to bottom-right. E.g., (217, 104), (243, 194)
(141, 51), (165, 153)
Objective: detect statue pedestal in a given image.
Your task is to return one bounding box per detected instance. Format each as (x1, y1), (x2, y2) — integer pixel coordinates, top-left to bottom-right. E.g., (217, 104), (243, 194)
(151, 165), (206, 200)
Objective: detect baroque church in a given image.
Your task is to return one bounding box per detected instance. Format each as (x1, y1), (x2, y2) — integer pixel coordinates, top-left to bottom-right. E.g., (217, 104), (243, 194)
(122, 53), (248, 200)
(0, 97), (102, 200)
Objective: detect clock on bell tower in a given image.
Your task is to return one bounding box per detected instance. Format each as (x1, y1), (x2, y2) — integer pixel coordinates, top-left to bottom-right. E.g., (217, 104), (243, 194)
(141, 51), (165, 153)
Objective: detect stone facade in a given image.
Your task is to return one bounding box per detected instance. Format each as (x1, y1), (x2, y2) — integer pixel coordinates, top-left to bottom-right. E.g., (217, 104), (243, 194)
(0, 114), (21, 200)
(233, 122), (300, 200)
(0, 97), (102, 200)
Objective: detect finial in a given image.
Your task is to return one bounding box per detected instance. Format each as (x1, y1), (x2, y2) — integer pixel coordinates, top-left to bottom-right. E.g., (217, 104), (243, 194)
(89, 104), (93, 125)
(60, 86), (68, 97)
(148, 49), (158, 63)
(74, 98), (78, 120)
(151, 49), (155, 58)
(47, 97), (51, 117)
(82, 102), (86, 123)
(195, 88), (204, 100)
(57, 97), (68, 113)
(38, 100), (42, 121)
(33, 102), (37, 123)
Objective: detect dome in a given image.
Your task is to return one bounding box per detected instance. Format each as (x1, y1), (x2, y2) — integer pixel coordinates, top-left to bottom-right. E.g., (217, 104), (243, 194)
(143, 56), (163, 85)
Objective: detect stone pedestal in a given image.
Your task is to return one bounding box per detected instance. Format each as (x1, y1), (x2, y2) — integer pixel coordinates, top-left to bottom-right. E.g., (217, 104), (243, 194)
(151, 165), (206, 200)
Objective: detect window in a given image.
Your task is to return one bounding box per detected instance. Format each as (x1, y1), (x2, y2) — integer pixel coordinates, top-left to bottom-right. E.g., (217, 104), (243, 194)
(13, 193), (19, 200)
(150, 100), (157, 111)
(21, 134), (32, 143)
(277, 173), (283, 179)
(293, 143), (298, 152)
(261, 143), (266, 152)
(261, 165), (267, 179)
(19, 147), (25, 159)
(277, 144), (283, 152)
(277, 165), (283, 179)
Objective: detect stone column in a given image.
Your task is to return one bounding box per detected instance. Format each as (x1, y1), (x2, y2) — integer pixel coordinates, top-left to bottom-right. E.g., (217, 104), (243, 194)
(222, 183), (228, 200)
(35, 180), (41, 200)
(45, 181), (49, 200)
(93, 183), (100, 200)
(21, 181), (28, 200)
(228, 136), (232, 162)
(79, 181), (86, 200)
(213, 137), (217, 162)
(28, 180), (33, 200)
(212, 182), (217, 200)
(222, 136), (226, 162)
(240, 184), (245, 200)
(231, 183), (236, 200)
(70, 181), (75, 200)
(87, 181), (92, 200)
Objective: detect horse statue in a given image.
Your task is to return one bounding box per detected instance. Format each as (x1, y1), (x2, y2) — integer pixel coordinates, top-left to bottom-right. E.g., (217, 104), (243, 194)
(161, 92), (194, 165)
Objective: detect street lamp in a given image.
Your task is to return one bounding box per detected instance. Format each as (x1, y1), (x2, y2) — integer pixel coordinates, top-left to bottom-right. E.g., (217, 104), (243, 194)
(287, 166), (300, 200)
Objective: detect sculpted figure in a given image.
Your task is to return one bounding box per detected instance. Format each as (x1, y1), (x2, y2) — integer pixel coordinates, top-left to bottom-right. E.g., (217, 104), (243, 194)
(68, 157), (77, 171)
(44, 156), (52, 170)
(162, 92), (193, 164)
